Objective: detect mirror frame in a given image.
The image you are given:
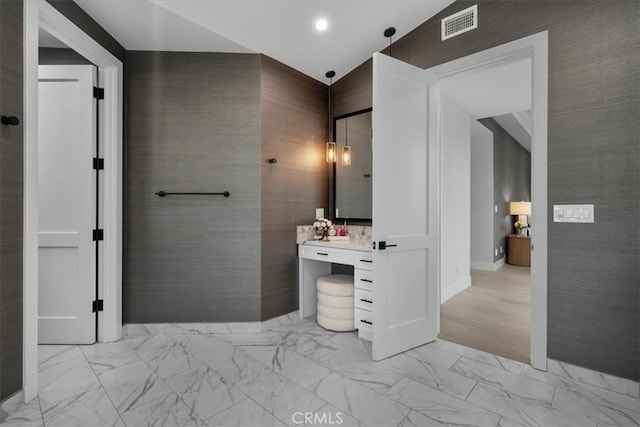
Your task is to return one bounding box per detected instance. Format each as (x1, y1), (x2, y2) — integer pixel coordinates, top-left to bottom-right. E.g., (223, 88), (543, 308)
(332, 107), (373, 222)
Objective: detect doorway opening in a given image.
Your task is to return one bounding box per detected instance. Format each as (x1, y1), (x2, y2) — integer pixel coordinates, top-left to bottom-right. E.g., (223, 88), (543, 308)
(429, 32), (548, 370)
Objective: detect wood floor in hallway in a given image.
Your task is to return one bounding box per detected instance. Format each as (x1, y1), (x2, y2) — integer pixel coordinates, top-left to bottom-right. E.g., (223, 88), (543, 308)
(439, 264), (531, 364)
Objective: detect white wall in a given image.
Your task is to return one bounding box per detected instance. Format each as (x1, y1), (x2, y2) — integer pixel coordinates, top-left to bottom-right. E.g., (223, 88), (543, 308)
(440, 94), (471, 303)
(470, 121), (495, 270)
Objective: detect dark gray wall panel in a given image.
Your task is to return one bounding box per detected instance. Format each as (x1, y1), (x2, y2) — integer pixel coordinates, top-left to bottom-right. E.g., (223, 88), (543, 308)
(479, 118), (531, 262)
(332, 0), (639, 379)
(0, 0), (23, 401)
(260, 56), (328, 321)
(126, 52), (262, 322)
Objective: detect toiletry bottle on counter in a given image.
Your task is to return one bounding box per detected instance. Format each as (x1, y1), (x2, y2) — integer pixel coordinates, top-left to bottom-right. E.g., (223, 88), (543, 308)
(339, 227), (347, 237)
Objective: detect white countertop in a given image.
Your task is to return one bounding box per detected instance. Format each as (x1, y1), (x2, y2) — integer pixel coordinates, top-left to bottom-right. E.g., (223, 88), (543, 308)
(298, 239), (372, 252)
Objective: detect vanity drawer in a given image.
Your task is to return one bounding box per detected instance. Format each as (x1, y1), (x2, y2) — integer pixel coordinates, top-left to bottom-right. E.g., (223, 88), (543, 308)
(299, 245), (354, 265)
(354, 252), (373, 270)
(354, 269), (373, 291)
(355, 288), (373, 311)
(355, 308), (373, 331)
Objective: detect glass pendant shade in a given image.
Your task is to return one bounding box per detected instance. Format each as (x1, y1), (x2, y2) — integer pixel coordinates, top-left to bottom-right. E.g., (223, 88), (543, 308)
(342, 145), (351, 165)
(326, 141), (336, 163)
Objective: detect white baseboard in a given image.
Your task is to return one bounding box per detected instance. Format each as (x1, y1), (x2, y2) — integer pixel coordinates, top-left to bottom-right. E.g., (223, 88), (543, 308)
(441, 276), (472, 303)
(471, 257), (505, 272)
(123, 310), (300, 337)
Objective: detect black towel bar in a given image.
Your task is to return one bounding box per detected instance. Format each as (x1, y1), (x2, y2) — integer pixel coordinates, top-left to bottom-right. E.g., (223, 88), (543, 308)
(155, 191), (230, 198)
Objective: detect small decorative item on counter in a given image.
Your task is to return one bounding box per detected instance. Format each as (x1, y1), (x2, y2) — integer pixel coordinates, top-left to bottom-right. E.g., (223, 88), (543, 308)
(328, 226), (337, 236)
(338, 226), (348, 237)
(313, 218), (333, 240)
(514, 221), (528, 237)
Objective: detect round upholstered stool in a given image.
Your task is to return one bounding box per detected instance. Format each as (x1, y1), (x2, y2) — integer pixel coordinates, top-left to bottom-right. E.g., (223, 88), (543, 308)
(316, 274), (355, 332)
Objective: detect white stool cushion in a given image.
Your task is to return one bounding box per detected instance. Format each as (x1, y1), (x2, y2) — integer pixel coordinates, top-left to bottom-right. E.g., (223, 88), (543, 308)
(317, 293), (353, 309)
(317, 314), (355, 332)
(317, 274), (354, 296)
(317, 303), (354, 321)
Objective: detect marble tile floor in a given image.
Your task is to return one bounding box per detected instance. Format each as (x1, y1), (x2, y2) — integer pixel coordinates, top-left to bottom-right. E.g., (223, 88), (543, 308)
(1, 317), (638, 427)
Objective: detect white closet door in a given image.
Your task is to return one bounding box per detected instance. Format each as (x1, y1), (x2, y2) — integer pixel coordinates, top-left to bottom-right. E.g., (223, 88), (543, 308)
(38, 65), (97, 344)
(371, 53), (440, 361)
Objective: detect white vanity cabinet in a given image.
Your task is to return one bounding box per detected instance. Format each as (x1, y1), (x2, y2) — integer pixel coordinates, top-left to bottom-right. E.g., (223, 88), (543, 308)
(298, 240), (373, 339)
(353, 251), (373, 340)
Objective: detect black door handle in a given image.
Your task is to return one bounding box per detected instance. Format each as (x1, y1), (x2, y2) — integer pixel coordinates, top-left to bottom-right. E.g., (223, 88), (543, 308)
(378, 241), (398, 250)
(1, 116), (19, 126)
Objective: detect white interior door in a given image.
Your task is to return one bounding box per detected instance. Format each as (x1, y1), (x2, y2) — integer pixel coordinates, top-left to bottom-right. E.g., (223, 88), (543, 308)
(38, 65), (97, 344)
(371, 53), (440, 361)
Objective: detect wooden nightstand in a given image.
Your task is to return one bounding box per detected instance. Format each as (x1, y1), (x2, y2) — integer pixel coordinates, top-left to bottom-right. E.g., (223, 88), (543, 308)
(507, 234), (531, 267)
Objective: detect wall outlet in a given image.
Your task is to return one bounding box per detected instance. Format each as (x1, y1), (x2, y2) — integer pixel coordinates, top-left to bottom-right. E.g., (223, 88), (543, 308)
(495, 205), (498, 213)
(499, 246), (503, 254)
(495, 248), (498, 256)
(315, 208), (324, 220)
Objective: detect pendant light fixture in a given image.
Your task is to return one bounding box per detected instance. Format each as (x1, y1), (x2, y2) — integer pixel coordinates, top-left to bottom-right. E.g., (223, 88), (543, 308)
(384, 27), (396, 57)
(342, 116), (351, 166)
(325, 70), (336, 163)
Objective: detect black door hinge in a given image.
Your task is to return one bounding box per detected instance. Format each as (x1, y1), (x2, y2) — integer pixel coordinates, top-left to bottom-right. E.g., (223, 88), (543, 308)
(93, 158), (104, 170)
(93, 86), (104, 100)
(92, 299), (104, 312)
(93, 229), (104, 241)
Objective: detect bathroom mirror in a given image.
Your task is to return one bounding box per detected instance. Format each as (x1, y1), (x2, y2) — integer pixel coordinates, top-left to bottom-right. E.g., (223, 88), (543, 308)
(334, 108), (372, 221)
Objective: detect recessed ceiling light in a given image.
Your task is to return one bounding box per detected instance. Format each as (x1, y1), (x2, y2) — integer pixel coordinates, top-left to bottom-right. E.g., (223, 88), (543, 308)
(315, 18), (328, 32)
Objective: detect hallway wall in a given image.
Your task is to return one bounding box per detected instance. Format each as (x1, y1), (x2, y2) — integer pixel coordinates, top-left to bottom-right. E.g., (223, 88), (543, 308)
(479, 118), (531, 263)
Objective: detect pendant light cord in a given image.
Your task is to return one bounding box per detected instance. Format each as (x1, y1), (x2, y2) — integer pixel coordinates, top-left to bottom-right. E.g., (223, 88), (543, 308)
(326, 70), (336, 141)
(384, 27), (396, 58)
(345, 116), (348, 147)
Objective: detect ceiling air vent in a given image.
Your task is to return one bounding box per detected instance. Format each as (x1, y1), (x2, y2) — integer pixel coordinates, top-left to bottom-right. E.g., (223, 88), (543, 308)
(441, 5), (477, 41)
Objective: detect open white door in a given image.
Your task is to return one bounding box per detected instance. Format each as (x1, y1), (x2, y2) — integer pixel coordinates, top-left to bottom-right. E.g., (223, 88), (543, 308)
(38, 65), (97, 344)
(371, 53), (440, 361)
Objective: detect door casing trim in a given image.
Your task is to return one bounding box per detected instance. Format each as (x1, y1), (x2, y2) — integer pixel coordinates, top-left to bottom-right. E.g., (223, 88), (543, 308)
(23, 0), (123, 401)
(429, 31), (548, 370)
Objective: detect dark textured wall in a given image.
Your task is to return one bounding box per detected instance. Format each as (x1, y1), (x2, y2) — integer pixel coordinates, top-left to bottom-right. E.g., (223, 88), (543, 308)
(126, 52), (262, 322)
(260, 56), (328, 320)
(479, 118), (531, 262)
(0, 0), (23, 401)
(45, 0), (125, 63)
(39, 47), (93, 65)
(333, 0), (639, 380)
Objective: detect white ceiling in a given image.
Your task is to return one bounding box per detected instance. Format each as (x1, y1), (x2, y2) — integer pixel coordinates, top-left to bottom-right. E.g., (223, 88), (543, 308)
(440, 58), (532, 151)
(440, 58), (532, 119)
(39, 27), (70, 48)
(75, 0), (455, 82)
(493, 111), (532, 152)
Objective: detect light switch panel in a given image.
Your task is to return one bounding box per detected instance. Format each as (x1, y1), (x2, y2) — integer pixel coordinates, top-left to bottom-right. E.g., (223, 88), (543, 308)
(553, 204), (594, 223)
(315, 208), (324, 220)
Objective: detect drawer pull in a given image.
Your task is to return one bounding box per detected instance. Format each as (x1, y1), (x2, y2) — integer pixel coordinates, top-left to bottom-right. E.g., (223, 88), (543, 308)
(359, 259), (373, 263)
(360, 278), (373, 283)
(316, 252), (329, 256)
(360, 299), (373, 304)
(360, 319), (372, 325)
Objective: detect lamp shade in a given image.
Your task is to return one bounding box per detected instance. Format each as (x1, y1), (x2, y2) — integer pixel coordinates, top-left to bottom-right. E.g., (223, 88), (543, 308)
(509, 201), (531, 215)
